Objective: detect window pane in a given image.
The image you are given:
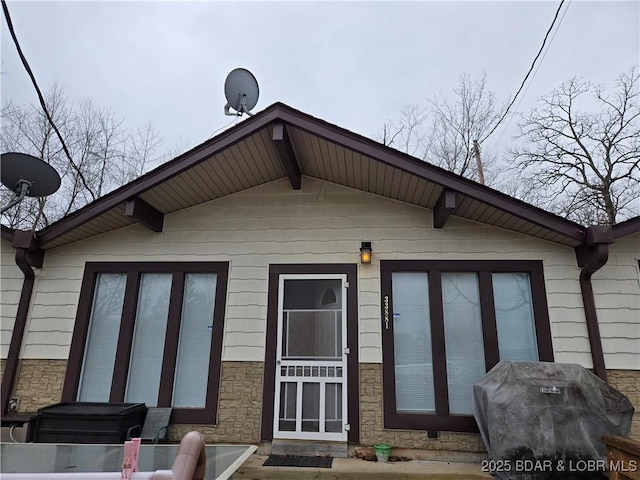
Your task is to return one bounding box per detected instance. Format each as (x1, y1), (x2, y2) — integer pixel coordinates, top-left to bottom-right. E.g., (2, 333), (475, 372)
(283, 311), (341, 359)
(279, 382), (297, 431)
(302, 383), (320, 432)
(172, 273), (217, 407)
(442, 272), (486, 415)
(493, 273), (538, 361)
(392, 272), (435, 413)
(325, 383), (342, 433)
(78, 273), (126, 401)
(282, 279), (342, 360)
(125, 273), (172, 406)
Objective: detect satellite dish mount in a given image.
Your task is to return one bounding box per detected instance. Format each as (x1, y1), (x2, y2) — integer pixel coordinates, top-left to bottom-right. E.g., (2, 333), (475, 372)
(224, 68), (259, 117)
(2, 178), (32, 213)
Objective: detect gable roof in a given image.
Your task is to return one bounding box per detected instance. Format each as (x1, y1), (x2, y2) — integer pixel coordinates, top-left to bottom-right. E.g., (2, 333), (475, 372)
(30, 102), (585, 249)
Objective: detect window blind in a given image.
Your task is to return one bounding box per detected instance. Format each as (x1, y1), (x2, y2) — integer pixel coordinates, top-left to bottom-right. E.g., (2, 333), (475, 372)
(77, 273), (126, 401)
(493, 273), (538, 361)
(172, 273), (217, 407)
(442, 272), (486, 415)
(125, 273), (172, 406)
(392, 272), (435, 412)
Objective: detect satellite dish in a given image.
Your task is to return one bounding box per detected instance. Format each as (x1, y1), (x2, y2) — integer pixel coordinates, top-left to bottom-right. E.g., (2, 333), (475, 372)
(1, 152), (61, 214)
(224, 68), (259, 117)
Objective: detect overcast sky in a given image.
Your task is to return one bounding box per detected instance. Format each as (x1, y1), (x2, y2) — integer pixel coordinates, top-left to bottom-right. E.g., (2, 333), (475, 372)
(1, 1), (638, 165)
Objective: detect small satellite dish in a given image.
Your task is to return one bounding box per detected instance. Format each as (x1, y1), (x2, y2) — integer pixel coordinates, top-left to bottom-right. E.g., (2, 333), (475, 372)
(224, 68), (259, 117)
(1, 152), (61, 214)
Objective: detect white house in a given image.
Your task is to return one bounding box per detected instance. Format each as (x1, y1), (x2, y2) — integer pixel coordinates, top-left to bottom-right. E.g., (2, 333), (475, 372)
(1, 103), (638, 456)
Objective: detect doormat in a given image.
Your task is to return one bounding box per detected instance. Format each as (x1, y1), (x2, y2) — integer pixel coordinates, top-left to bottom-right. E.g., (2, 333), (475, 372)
(263, 454), (333, 468)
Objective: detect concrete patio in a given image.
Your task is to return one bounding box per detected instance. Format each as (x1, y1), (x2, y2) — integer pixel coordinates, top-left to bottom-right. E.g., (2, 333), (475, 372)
(232, 453), (493, 480)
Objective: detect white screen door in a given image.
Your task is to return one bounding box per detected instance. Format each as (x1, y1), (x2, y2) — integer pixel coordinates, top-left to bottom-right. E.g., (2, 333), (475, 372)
(273, 274), (348, 441)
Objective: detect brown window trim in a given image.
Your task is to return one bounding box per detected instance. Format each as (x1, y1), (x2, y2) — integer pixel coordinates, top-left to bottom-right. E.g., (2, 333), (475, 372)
(380, 260), (553, 433)
(63, 261), (229, 425)
(260, 263), (360, 444)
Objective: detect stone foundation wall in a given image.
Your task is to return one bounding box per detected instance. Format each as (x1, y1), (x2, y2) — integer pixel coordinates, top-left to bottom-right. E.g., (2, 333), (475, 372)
(12, 359), (67, 412)
(608, 369), (640, 440)
(169, 361), (263, 443)
(6, 359), (635, 450)
(359, 363), (485, 452)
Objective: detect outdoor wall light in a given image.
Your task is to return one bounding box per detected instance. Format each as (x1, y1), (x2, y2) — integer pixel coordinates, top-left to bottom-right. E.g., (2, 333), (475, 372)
(360, 241), (372, 264)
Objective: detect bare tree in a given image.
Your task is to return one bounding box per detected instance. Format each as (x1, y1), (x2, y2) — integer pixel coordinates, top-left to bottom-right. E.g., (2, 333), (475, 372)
(379, 105), (431, 159)
(378, 73), (508, 185)
(512, 68), (640, 225)
(429, 73), (507, 181)
(1, 83), (163, 229)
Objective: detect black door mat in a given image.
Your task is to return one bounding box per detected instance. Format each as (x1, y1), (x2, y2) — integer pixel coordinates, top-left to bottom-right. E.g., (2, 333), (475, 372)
(263, 454), (333, 468)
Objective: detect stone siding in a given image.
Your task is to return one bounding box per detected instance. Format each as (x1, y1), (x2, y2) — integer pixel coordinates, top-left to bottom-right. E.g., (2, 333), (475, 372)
(359, 363), (485, 452)
(12, 359), (67, 412)
(169, 361), (263, 443)
(608, 369), (640, 440)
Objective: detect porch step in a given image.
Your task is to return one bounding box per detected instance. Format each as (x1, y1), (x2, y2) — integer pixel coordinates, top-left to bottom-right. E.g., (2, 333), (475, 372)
(271, 439), (348, 458)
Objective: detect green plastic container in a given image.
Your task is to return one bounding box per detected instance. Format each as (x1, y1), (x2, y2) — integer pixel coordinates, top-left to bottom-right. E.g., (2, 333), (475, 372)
(374, 443), (391, 462)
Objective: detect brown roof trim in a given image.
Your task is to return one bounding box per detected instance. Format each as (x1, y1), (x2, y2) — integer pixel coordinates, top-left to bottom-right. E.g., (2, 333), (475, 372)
(612, 216), (640, 239)
(1, 225), (15, 242)
(35, 102), (586, 247)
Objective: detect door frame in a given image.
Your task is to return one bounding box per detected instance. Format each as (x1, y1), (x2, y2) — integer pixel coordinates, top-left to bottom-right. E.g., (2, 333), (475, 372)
(261, 264), (359, 443)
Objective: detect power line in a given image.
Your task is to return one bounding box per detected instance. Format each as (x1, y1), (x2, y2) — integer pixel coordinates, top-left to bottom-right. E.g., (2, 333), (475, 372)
(1, 0), (95, 198)
(480, 0), (567, 144)
(489, 0), (571, 152)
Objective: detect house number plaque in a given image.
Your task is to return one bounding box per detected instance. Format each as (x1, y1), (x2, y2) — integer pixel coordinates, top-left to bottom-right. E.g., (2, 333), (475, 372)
(384, 295), (390, 329)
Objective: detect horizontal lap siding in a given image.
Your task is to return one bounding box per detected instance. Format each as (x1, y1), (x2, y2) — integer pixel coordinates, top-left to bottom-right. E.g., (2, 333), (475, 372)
(592, 235), (640, 370)
(16, 178), (591, 366)
(1, 239), (22, 358)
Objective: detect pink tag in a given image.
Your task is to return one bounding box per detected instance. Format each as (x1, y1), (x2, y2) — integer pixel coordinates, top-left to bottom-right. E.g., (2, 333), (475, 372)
(131, 438), (141, 472)
(121, 440), (133, 480)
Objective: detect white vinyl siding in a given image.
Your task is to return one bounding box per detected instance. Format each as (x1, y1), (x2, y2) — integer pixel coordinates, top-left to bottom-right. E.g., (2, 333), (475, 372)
(15, 178), (634, 370)
(1, 238), (23, 359)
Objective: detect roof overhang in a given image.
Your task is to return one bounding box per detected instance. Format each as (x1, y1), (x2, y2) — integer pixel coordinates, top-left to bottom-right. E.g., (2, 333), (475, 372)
(612, 216), (640, 239)
(16, 102), (585, 250)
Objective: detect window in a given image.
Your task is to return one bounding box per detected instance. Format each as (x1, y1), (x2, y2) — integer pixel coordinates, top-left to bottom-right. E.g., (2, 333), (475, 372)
(381, 260), (553, 432)
(64, 262), (229, 424)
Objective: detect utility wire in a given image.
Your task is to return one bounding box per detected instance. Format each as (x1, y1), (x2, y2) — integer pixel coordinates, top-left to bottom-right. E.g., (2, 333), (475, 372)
(208, 116), (240, 139)
(489, 0), (571, 152)
(1, 0), (95, 198)
(480, 0), (566, 144)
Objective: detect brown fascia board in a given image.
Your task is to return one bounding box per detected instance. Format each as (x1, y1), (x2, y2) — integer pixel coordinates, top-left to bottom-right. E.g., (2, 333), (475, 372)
(612, 216), (640, 239)
(1, 224), (15, 242)
(36, 101), (585, 248)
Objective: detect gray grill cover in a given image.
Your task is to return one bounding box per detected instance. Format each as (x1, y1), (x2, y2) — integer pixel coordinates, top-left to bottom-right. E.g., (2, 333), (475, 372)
(472, 361), (634, 479)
